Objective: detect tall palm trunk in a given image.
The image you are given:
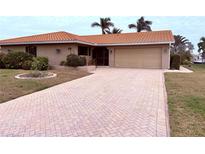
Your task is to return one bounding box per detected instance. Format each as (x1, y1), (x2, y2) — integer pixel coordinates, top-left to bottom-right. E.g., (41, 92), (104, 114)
(102, 29), (105, 34)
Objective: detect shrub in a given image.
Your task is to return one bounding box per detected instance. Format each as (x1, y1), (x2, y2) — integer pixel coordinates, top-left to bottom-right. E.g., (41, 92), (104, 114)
(79, 56), (86, 66)
(66, 54), (86, 67)
(31, 57), (49, 71)
(60, 60), (67, 66)
(170, 54), (181, 70)
(180, 52), (192, 65)
(27, 71), (45, 78)
(22, 60), (33, 70)
(2, 52), (33, 69)
(0, 53), (6, 68)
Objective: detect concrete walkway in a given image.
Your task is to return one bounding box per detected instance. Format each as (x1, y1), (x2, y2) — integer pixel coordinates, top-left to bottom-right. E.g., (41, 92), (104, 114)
(0, 68), (169, 137)
(164, 66), (193, 73)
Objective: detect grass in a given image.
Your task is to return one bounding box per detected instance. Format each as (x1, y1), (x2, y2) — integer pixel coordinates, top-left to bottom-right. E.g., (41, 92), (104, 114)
(165, 64), (205, 136)
(0, 68), (90, 103)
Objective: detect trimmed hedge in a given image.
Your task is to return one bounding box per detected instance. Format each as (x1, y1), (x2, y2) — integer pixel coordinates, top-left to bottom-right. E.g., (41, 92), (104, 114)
(0, 53), (6, 68)
(170, 54), (181, 70)
(2, 52), (33, 69)
(31, 57), (49, 71)
(66, 54), (86, 67)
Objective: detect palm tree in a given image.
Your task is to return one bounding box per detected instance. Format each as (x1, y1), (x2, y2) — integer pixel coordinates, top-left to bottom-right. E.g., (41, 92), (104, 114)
(198, 37), (205, 62)
(105, 27), (123, 34)
(128, 16), (152, 32)
(171, 35), (189, 53)
(91, 17), (114, 34)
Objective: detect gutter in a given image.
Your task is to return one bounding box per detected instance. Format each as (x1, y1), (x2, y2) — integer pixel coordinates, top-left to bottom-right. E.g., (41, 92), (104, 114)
(0, 40), (175, 46)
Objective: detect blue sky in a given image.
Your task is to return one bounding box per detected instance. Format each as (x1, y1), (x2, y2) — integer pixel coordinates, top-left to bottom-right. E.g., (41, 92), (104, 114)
(0, 16), (204, 53)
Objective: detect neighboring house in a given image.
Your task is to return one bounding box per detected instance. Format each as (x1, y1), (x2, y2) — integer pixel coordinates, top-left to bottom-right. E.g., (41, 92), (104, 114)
(0, 30), (174, 69)
(193, 53), (205, 63)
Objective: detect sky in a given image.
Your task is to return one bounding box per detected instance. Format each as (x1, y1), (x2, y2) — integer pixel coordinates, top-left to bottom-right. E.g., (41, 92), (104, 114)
(0, 16), (204, 53)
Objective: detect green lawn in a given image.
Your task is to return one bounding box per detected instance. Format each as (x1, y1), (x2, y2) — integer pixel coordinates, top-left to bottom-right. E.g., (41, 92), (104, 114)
(165, 64), (205, 136)
(0, 68), (90, 103)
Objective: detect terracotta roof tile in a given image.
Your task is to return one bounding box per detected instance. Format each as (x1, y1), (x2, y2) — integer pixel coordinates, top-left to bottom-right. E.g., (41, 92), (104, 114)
(0, 31), (78, 44)
(0, 30), (174, 46)
(79, 30), (174, 44)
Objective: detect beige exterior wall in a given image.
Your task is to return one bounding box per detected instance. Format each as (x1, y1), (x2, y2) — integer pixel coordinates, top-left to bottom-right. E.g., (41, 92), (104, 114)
(161, 46), (170, 69)
(108, 45), (170, 69)
(0, 45), (26, 53)
(107, 47), (115, 67)
(37, 44), (78, 65)
(0, 44), (78, 66)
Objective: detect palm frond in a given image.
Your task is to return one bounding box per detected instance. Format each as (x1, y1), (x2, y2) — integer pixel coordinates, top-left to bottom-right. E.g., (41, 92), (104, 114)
(135, 16), (153, 32)
(107, 22), (114, 27)
(144, 26), (152, 31)
(128, 24), (137, 29)
(91, 22), (101, 27)
(92, 17), (114, 34)
(145, 20), (152, 25)
(200, 37), (205, 42)
(174, 35), (189, 45)
(112, 28), (123, 34)
(105, 29), (111, 34)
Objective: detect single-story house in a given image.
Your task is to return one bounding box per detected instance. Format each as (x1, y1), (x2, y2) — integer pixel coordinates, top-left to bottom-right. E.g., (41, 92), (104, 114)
(0, 30), (174, 69)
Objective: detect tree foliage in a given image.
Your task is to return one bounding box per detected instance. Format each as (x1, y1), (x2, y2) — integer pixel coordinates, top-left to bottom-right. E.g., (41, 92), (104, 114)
(128, 16), (152, 32)
(91, 17), (114, 34)
(105, 27), (123, 34)
(198, 37), (205, 62)
(171, 35), (194, 64)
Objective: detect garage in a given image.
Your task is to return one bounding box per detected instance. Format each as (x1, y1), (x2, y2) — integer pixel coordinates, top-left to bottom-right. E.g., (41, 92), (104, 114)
(114, 47), (162, 69)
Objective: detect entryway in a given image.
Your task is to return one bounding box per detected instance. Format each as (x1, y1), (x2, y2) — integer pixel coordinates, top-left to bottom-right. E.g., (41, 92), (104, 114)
(92, 47), (109, 66)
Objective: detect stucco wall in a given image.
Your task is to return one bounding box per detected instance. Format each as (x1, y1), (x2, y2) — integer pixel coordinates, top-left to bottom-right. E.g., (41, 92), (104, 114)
(107, 47), (115, 67)
(37, 44), (78, 65)
(0, 45), (26, 53)
(0, 44), (78, 66)
(161, 46), (170, 69)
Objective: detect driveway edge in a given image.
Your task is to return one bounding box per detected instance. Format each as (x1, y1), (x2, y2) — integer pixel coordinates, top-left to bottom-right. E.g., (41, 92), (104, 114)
(162, 73), (171, 137)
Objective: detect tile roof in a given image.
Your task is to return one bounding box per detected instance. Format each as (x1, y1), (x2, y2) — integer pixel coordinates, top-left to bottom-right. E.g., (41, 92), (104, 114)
(80, 30), (174, 45)
(0, 31), (78, 44)
(0, 30), (174, 46)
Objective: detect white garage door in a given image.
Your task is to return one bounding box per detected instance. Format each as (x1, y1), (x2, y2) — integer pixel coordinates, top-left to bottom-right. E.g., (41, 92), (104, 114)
(114, 47), (162, 69)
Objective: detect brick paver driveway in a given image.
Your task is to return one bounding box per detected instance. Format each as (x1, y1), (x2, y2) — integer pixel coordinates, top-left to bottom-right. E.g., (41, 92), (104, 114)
(0, 68), (169, 137)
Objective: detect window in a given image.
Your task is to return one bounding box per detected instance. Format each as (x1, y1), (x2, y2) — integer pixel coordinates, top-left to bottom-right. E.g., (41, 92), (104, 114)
(26, 46), (37, 57)
(78, 46), (88, 55)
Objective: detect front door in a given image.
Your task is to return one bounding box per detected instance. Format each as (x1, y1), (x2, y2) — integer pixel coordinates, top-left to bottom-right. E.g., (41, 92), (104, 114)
(92, 47), (109, 66)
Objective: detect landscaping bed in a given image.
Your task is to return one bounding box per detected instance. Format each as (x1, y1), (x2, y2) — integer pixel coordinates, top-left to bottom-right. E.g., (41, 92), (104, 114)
(165, 64), (205, 136)
(15, 71), (57, 79)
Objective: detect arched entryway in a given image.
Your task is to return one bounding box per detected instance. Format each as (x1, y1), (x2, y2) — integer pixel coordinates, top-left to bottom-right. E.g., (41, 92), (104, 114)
(92, 47), (109, 66)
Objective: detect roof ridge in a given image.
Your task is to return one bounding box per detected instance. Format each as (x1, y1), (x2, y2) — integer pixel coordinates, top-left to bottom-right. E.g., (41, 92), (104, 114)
(0, 31), (79, 42)
(80, 30), (172, 37)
